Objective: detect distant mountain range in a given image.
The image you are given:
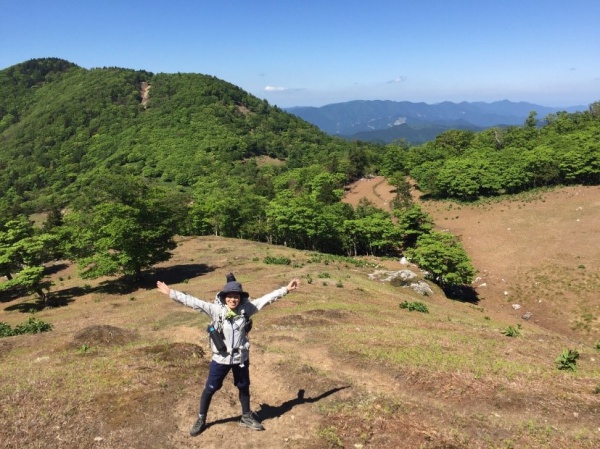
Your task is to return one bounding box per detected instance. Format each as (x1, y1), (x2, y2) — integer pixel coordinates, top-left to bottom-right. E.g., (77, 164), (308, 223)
(285, 100), (587, 144)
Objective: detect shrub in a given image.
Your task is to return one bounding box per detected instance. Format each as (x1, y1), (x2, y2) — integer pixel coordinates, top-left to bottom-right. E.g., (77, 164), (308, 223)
(263, 256), (291, 265)
(0, 316), (53, 338)
(0, 322), (13, 337)
(501, 324), (521, 337)
(13, 316), (54, 335)
(399, 301), (429, 313)
(555, 349), (579, 371)
(405, 231), (475, 288)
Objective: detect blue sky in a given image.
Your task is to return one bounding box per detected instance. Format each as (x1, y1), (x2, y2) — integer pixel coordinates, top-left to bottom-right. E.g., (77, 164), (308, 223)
(1, 0), (598, 108)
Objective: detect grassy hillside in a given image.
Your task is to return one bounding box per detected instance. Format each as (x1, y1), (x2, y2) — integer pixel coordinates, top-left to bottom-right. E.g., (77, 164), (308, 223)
(2, 187), (600, 448)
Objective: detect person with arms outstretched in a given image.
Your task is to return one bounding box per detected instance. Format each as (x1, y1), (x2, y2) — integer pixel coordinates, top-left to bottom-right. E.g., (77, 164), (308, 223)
(156, 273), (300, 436)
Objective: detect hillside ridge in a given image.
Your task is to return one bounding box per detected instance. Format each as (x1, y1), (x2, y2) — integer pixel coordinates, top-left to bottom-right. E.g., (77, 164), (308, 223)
(2, 205), (599, 447)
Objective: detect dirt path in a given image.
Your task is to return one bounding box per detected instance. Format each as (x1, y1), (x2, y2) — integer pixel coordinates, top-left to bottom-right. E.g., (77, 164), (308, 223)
(166, 338), (343, 448)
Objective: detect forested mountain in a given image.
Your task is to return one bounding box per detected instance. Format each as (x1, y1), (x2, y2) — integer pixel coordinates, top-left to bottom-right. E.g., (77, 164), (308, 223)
(286, 99), (587, 143)
(1, 58), (598, 303)
(0, 58), (367, 213)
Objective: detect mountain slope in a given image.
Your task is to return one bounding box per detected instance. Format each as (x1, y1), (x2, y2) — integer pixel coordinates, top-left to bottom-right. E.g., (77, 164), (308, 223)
(0, 58), (354, 212)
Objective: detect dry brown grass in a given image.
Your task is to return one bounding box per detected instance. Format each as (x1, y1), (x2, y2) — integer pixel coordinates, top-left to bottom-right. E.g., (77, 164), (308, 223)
(1, 187), (600, 448)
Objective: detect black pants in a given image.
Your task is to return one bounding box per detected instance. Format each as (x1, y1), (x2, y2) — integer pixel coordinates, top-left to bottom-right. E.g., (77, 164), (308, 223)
(199, 359), (251, 416)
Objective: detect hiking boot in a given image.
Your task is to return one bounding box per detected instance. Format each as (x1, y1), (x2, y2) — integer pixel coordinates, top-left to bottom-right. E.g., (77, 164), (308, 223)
(239, 412), (264, 431)
(189, 415), (206, 436)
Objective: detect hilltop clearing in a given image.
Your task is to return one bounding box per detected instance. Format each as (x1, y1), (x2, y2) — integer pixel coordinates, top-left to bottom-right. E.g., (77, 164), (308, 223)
(2, 226), (599, 448)
(343, 177), (600, 340)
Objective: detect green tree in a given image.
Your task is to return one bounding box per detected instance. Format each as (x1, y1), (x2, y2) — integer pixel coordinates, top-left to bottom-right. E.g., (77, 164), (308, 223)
(0, 216), (57, 302)
(380, 140), (410, 176)
(589, 101), (600, 118)
(524, 145), (560, 188)
(405, 231), (475, 287)
(0, 215), (33, 280)
(309, 172), (345, 204)
(434, 158), (483, 201)
(395, 204), (434, 249)
(64, 178), (179, 282)
(341, 214), (401, 256)
(266, 191), (340, 251)
(388, 172), (413, 210)
(525, 111), (538, 129)
(346, 145), (370, 180)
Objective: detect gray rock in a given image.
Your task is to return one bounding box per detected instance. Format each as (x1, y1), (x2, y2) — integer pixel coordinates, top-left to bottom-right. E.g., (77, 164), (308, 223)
(407, 281), (434, 296)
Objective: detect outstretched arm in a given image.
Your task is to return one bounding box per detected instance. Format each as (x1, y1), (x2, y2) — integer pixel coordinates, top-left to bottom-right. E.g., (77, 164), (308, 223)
(251, 278), (301, 311)
(156, 280), (215, 316)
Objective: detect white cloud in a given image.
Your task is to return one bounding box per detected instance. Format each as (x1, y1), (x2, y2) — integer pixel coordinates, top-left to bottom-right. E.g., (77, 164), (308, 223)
(387, 76), (408, 84)
(264, 85), (287, 92)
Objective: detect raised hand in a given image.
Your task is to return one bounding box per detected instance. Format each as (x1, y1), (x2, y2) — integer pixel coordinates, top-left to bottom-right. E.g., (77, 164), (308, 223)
(286, 278), (300, 292)
(156, 281), (171, 296)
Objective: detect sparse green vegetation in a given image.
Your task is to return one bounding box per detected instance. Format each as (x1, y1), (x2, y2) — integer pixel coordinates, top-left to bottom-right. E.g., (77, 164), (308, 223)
(263, 255), (292, 265)
(555, 349), (580, 371)
(0, 316), (53, 337)
(501, 324), (522, 338)
(318, 426), (344, 448)
(399, 300), (429, 313)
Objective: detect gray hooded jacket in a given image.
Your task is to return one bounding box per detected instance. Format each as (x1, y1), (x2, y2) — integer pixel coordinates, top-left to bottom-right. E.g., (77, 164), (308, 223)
(169, 286), (288, 365)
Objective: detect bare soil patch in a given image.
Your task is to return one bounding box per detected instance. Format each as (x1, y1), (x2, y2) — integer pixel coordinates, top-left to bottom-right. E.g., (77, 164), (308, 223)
(68, 324), (139, 349)
(343, 176), (600, 340)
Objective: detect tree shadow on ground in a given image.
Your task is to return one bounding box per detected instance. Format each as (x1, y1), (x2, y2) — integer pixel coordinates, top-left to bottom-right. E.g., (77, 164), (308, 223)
(43, 262), (69, 276)
(94, 264), (216, 296)
(48, 287), (85, 307)
(145, 264), (215, 288)
(3, 264), (216, 311)
(0, 286), (28, 303)
(204, 386), (350, 429)
(443, 285), (479, 304)
(4, 287), (76, 313)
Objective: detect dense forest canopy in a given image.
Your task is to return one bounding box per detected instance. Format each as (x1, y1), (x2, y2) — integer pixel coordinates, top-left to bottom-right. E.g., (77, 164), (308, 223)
(391, 110), (600, 201)
(0, 58), (372, 213)
(1, 57), (598, 301)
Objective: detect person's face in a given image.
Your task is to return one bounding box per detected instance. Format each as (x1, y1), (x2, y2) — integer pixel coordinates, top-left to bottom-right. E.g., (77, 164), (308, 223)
(225, 292), (241, 309)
